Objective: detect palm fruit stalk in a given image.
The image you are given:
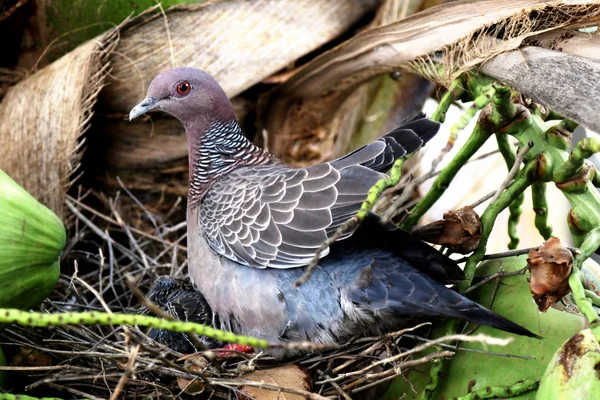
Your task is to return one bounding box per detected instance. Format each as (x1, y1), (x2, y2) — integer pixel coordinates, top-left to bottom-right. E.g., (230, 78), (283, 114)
(0, 170), (65, 310)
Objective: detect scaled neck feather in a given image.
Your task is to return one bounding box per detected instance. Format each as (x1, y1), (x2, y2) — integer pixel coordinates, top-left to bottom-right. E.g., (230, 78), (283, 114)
(186, 119), (274, 207)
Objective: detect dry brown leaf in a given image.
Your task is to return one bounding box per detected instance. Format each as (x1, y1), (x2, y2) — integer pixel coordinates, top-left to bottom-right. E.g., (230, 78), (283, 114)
(0, 30), (117, 217)
(263, 0), (600, 164)
(101, 0), (378, 112)
(0, 0), (376, 214)
(238, 364), (312, 400)
(412, 206), (482, 254)
(527, 237), (573, 312)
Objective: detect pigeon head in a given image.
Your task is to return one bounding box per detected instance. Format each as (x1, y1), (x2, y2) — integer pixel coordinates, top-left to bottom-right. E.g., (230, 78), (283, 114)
(129, 67), (235, 127)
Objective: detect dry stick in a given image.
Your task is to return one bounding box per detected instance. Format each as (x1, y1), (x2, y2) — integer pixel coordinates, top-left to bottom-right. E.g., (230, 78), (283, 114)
(316, 334), (510, 384)
(488, 141), (534, 205)
(379, 149), (502, 221)
(460, 264), (504, 338)
(470, 189), (496, 209)
(211, 378), (331, 400)
(109, 199), (153, 271)
(401, 334), (535, 360)
(316, 369), (353, 400)
(66, 195), (187, 251)
(65, 199), (148, 264)
(344, 351), (455, 394)
(454, 245), (581, 264)
(463, 266), (528, 294)
(111, 344), (140, 400)
(116, 176), (165, 242)
(333, 323), (431, 374)
(45, 382), (105, 400)
(126, 330), (211, 385)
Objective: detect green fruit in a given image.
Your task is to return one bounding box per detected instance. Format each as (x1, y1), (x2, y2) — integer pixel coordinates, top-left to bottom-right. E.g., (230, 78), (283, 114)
(382, 255), (586, 400)
(0, 170), (65, 310)
(536, 328), (600, 399)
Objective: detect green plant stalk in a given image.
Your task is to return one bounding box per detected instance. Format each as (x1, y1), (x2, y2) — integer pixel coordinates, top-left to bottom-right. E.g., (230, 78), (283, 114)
(0, 308), (272, 348)
(455, 378), (540, 400)
(460, 161), (538, 291)
(447, 85), (496, 144)
(569, 268), (600, 340)
(531, 181), (552, 240)
(431, 78), (465, 123)
(570, 227), (600, 337)
(496, 134), (524, 249)
(585, 289), (600, 307)
(401, 124), (492, 229)
(507, 195), (524, 250)
(416, 86), (534, 400)
(0, 395), (71, 400)
(421, 162), (538, 400)
(358, 159), (405, 220)
(489, 84), (516, 126)
(593, 168), (600, 187)
(555, 138), (600, 182)
(559, 118), (578, 132)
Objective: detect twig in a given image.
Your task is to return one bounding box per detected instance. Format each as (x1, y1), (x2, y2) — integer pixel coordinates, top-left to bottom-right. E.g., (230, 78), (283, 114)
(463, 265), (528, 294)
(316, 369), (352, 400)
(316, 334), (511, 384)
(454, 246), (581, 264)
(110, 344), (140, 400)
(211, 378), (331, 400)
(401, 334), (535, 360)
(488, 142), (533, 205)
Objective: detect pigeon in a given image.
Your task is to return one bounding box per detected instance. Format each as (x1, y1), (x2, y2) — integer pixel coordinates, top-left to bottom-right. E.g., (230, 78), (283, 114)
(130, 67), (538, 354)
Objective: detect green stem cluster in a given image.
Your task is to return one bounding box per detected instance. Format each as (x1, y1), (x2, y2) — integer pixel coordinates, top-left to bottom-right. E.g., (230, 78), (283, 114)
(406, 73), (600, 398)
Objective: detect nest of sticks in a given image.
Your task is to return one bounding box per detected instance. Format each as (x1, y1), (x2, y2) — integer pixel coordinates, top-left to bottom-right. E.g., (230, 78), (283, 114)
(0, 158), (523, 400)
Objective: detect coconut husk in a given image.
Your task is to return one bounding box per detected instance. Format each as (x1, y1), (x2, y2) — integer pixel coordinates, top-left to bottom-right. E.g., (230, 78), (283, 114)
(100, 0), (379, 112)
(0, 29), (118, 217)
(0, 0), (377, 215)
(263, 0), (600, 164)
(254, 0), (430, 164)
(525, 28), (600, 62)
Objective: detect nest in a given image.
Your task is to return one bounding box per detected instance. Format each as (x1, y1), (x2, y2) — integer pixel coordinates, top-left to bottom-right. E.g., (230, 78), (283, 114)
(0, 186), (463, 400)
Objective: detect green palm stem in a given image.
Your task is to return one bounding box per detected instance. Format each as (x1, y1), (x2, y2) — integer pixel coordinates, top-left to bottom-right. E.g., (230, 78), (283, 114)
(496, 134), (525, 249)
(531, 181), (552, 240)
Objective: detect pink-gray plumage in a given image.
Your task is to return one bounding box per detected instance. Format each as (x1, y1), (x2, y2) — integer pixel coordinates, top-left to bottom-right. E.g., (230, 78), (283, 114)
(130, 67), (538, 355)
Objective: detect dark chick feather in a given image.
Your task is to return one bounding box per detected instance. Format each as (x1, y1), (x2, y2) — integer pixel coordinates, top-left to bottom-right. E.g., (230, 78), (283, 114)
(130, 68), (539, 354)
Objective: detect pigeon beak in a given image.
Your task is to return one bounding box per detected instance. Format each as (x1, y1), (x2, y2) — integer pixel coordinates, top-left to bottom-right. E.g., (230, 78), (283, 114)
(129, 97), (158, 121)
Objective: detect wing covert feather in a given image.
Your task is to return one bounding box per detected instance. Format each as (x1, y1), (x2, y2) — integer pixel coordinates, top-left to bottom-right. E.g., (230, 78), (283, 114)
(199, 114), (440, 269)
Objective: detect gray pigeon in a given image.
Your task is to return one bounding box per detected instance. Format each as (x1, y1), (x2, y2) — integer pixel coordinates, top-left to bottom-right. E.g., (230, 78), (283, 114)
(130, 67), (538, 354)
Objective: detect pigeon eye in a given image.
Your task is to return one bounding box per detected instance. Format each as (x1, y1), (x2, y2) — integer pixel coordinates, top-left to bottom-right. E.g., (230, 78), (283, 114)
(176, 81), (191, 95)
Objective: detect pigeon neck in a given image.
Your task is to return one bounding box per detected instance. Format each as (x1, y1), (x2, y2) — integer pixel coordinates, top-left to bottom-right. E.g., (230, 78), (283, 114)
(187, 119), (274, 206)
